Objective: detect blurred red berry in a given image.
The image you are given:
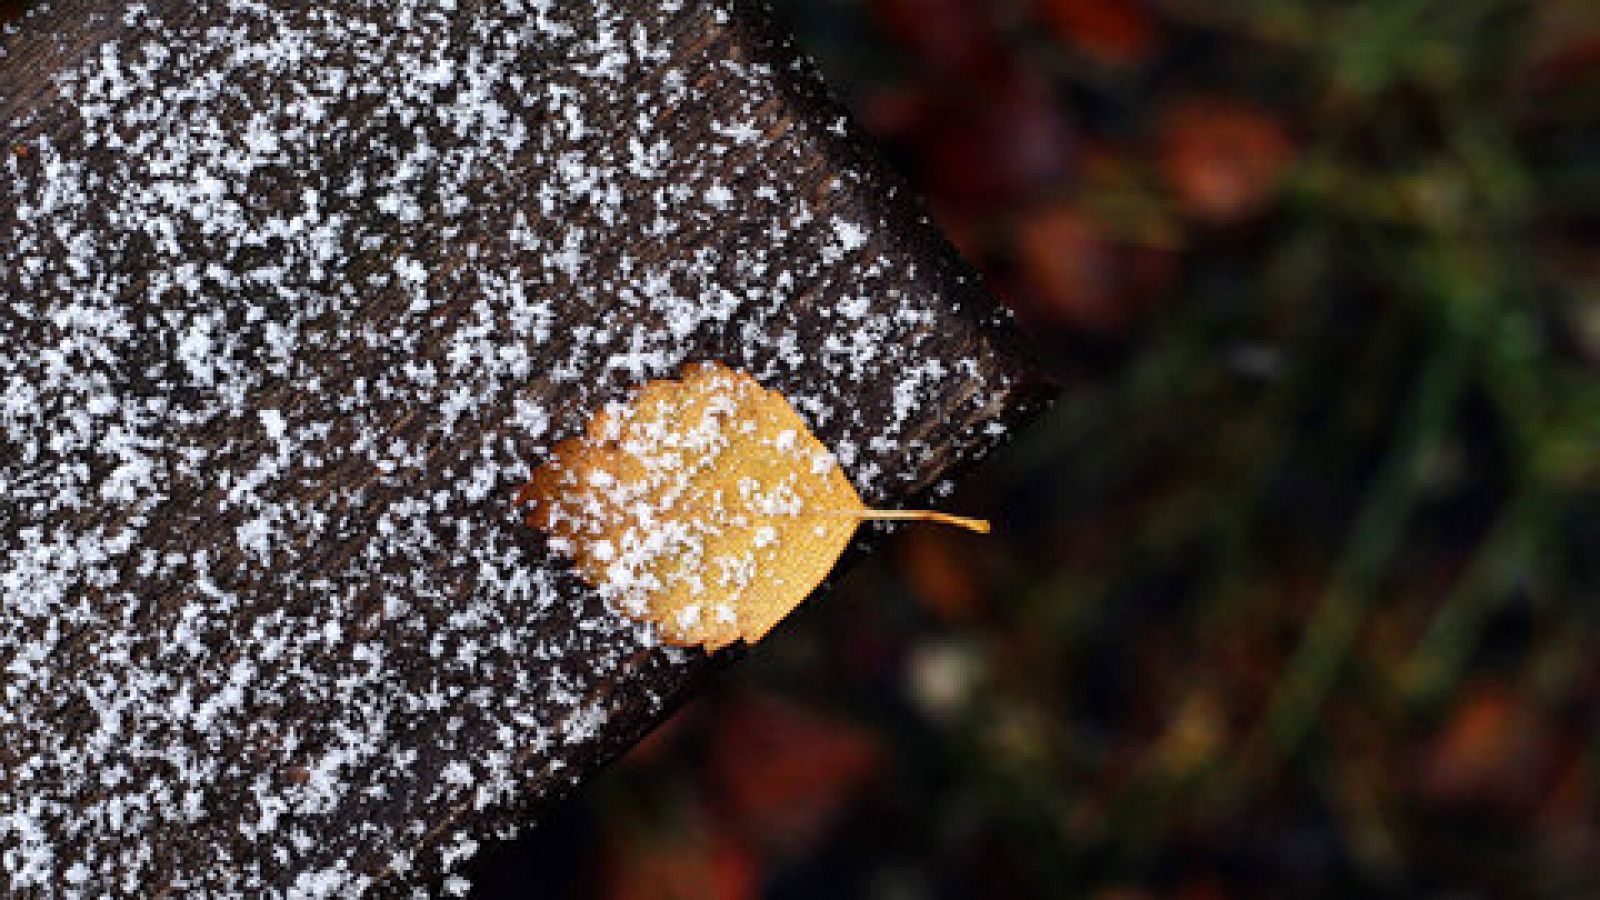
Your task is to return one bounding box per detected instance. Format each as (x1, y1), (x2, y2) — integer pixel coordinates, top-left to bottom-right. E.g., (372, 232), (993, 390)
(915, 71), (1075, 212)
(1034, 0), (1160, 67)
(869, 0), (1006, 76)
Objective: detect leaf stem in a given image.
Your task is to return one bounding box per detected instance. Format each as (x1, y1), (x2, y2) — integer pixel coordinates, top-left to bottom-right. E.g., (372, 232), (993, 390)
(854, 508), (991, 534)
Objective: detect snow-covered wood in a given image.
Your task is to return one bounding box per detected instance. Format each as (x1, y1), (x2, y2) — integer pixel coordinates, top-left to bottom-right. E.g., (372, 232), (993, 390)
(0, 0), (1043, 895)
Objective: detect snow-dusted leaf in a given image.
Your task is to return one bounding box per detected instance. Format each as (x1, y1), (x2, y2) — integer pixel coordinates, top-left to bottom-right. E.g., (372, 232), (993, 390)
(517, 362), (988, 649)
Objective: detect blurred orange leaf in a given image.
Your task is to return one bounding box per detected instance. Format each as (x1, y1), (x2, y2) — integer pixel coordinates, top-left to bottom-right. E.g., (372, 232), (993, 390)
(1011, 203), (1174, 334)
(1416, 680), (1535, 802)
(709, 694), (882, 849)
(900, 528), (988, 623)
(1159, 99), (1294, 223)
(601, 819), (757, 900)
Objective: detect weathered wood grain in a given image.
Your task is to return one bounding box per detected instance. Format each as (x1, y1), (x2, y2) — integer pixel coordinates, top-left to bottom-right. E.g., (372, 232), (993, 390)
(0, 0), (1045, 895)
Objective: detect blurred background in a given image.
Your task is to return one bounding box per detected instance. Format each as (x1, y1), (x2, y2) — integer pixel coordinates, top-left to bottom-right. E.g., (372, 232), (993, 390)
(9, 0), (1600, 896)
(470, 1), (1600, 897)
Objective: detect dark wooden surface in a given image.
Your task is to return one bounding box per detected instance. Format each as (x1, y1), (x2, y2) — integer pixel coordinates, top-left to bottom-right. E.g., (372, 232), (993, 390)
(0, 1), (1044, 895)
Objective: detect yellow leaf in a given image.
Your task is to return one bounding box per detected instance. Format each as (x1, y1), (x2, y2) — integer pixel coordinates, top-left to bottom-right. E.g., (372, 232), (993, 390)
(516, 361), (988, 650)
